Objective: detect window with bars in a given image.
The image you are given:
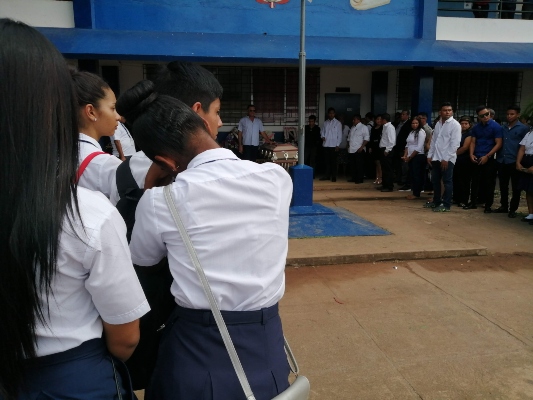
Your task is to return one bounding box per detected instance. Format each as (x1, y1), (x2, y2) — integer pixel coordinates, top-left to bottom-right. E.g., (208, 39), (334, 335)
(144, 64), (320, 125)
(396, 69), (522, 121)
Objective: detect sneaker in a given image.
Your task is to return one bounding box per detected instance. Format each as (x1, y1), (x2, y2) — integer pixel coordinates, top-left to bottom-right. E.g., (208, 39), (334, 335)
(493, 207), (508, 214)
(521, 216), (533, 222)
(432, 204), (450, 212)
(423, 201), (438, 208)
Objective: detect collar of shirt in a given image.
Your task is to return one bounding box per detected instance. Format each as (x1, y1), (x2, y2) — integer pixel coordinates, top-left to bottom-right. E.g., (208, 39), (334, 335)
(79, 133), (103, 150)
(187, 148), (240, 170)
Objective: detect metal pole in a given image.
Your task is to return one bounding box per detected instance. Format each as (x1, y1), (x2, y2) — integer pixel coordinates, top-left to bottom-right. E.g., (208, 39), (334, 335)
(297, 0), (306, 165)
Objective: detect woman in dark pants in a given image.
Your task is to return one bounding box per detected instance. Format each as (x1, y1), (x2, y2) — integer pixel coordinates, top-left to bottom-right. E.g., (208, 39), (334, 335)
(453, 116), (474, 207)
(369, 115), (383, 184)
(403, 117), (427, 199)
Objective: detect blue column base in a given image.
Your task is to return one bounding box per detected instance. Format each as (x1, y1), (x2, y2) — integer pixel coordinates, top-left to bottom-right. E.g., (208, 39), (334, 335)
(289, 164), (314, 207)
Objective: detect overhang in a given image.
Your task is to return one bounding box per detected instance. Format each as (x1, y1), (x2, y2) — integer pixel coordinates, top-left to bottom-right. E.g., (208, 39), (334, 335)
(38, 27), (533, 68)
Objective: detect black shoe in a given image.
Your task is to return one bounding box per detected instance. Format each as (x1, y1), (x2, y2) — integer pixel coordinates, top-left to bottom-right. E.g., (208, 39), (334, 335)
(484, 208), (492, 214)
(354, 181), (363, 184)
(457, 203), (468, 208)
(376, 186), (383, 190)
(347, 179), (356, 182)
(331, 178), (336, 182)
(381, 188), (393, 192)
(521, 216), (533, 222)
(493, 207), (508, 214)
(463, 203), (477, 210)
(529, 220), (533, 226)
(398, 185), (411, 191)
(508, 211), (517, 218)
(319, 176), (330, 181)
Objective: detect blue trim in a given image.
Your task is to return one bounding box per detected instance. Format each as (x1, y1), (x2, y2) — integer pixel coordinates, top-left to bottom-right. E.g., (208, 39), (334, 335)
(416, 0), (437, 39)
(73, 0), (95, 29)
(37, 28), (533, 68)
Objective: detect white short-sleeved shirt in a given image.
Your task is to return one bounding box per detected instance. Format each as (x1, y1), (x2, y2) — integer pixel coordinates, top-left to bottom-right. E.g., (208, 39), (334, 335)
(321, 118), (343, 148)
(111, 123), (136, 157)
(130, 148), (292, 312)
(78, 133), (122, 203)
(35, 187), (150, 357)
(406, 130), (426, 157)
(348, 122), (370, 153)
(520, 131), (533, 155)
(238, 117), (264, 146)
(110, 151), (153, 205)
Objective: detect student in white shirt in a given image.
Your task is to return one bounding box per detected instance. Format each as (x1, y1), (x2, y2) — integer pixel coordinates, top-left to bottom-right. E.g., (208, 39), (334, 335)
(126, 90), (292, 399)
(347, 114), (370, 184)
(426, 102), (462, 212)
(378, 113), (397, 192)
(403, 117), (427, 199)
(0, 19), (149, 399)
(319, 107), (343, 182)
(111, 118), (136, 160)
(70, 67), (122, 203)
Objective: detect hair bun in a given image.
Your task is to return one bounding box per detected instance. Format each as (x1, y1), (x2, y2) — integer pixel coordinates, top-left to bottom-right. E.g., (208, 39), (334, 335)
(116, 80), (157, 124)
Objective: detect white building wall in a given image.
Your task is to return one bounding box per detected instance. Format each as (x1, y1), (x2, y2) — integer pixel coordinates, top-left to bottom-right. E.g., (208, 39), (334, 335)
(522, 70), (533, 108)
(0, 0), (74, 28)
(436, 17), (533, 43)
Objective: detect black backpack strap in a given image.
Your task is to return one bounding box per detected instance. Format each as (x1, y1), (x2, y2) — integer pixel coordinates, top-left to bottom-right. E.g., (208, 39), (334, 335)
(115, 157), (145, 242)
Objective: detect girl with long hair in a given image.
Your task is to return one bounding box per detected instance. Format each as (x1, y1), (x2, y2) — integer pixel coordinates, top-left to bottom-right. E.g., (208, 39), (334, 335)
(403, 117), (427, 199)
(454, 116), (474, 207)
(0, 19), (149, 399)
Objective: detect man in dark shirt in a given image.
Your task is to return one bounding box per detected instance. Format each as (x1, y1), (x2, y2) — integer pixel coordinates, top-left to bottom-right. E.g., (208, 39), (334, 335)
(304, 115), (322, 177)
(494, 106), (529, 217)
(465, 105), (503, 213)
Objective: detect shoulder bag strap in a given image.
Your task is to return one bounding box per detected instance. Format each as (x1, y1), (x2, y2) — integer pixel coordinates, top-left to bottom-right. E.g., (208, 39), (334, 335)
(76, 151), (107, 182)
(163, 185), (257, 400)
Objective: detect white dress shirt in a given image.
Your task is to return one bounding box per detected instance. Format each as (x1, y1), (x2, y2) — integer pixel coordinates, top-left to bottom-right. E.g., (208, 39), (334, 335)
(379, 122), (396, 152)
(339, 125), (350, 149)
(130, 148), (292, 312)
(427, 117), (462, 163)
(348, 122), (370, 153)
(520, 131), (533, 155)
(238, 117), (264, 146)
(405, 130), (426, 157)
(35, 187), (149, 357)
(109, 150), (153, 205)
(321, 118), (342, 148)
(78, 133), (122, 203)
(111, 122), (136, 157)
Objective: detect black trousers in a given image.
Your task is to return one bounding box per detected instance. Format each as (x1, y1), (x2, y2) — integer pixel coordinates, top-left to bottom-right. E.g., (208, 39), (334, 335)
(349, 151), (365, 182)
(470, 157), (497, 208)
(453, 158), (473, 205)
(242, 145), (259, 162)
(498, 162), (522, 211)
(380, 149), (395, 190)
(324, 147), (338, 179)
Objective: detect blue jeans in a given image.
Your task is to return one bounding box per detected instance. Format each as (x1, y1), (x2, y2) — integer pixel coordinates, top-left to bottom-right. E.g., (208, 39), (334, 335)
(431, 160), (454, 209)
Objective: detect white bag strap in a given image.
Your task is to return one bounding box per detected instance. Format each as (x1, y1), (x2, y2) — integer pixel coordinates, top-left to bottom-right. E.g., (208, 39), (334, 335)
(164, 185), (256, 400)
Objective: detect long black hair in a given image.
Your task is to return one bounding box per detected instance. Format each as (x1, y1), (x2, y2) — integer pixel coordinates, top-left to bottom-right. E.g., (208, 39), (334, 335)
(410, 116), (423, 141)
(118, 83), (209, 163)
(0, 19), (79, 398)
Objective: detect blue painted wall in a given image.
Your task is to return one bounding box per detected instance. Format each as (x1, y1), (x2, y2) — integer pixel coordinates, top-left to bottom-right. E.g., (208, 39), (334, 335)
(92, 0), (420, 40)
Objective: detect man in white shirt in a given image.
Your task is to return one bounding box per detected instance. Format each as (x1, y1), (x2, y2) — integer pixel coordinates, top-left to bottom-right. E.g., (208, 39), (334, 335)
(238, 105), (273, 162)
(347, 114), (370, 184)
(319, 107), (342, 182)
(111, 118), (136, 160)
(378, 113), (396, 192)
(426, 102), (462, 212)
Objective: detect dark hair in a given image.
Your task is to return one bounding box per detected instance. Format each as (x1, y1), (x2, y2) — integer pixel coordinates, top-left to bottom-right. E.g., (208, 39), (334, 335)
(507, 105), (520, 113)
(475, 105), (488, 114)
(0, 19), (79, 398)
(459, 116), (473, 130)
(69, 66), (110, 108)
(381, 113), (391, 122)
(153, 61), (223, 112)
(365, 112), (374, 119)
(116, 80), (155, 124)
(327, 107), (335, 113)
(410, 116), (423, 140)
(440, 102), (453, 110)
(119, 84), (210, 162)
(418, 112), (428, 118)
(247, 104), (255, 110)
(353, 114), (362, 121)
(308, 115), (316, 121)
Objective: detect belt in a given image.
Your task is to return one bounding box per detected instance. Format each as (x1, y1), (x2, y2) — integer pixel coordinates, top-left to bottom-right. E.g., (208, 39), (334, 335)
(174, 303), (279, 326)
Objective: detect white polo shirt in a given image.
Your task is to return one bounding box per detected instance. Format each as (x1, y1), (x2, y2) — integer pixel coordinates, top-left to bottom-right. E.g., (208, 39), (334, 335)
(78, 133), (122, 203)
(348, 122), (370, 153)
(111, 122), (136, 157)
(238, 116), (264, 146)
(130, 148), (292, 312)
(35, 187), (150, 357)
(406, 130), (426, 157)
(379, 122), (396, 152)
(520, 131), (533, 155)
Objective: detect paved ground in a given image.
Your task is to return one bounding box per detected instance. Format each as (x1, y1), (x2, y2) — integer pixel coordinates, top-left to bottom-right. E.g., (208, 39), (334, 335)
(136, 179), (533, 399)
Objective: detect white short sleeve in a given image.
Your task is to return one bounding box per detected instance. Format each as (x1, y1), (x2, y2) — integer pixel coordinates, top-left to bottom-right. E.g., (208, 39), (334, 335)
(129, 189), (167, 266)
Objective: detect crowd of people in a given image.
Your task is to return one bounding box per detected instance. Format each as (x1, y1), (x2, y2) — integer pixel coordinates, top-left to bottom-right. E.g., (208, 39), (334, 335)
(306, 104), (533, 221)
(1, 19), (293, 400)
